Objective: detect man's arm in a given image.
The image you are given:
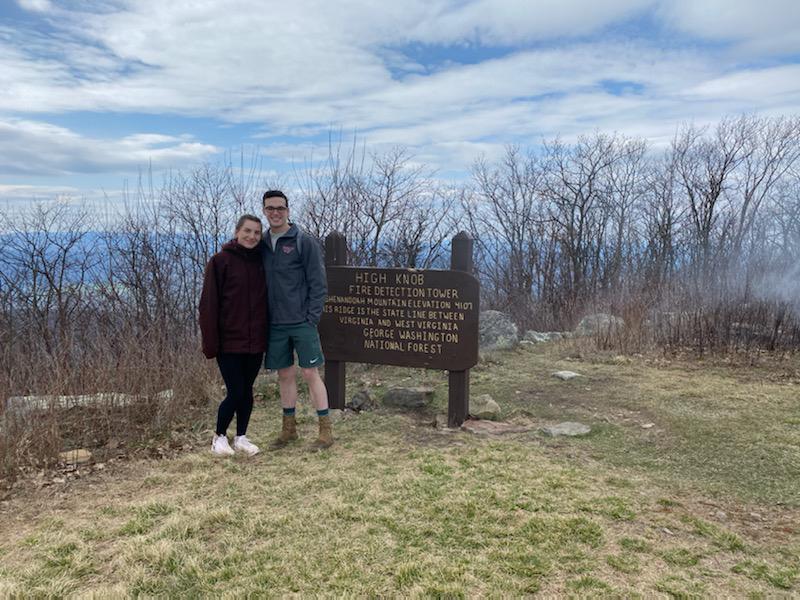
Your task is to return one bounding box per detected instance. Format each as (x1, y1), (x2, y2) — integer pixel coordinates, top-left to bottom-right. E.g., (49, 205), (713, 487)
(302, 233), (327, 326)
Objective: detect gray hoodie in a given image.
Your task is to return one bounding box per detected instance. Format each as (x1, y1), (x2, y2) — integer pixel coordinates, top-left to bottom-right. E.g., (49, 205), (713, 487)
(260, 224), (327, 326)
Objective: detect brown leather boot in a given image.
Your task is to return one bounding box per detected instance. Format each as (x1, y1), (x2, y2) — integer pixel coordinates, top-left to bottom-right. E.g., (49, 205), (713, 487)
(310, 415), (334, 450)
(269, 415), (298, 450)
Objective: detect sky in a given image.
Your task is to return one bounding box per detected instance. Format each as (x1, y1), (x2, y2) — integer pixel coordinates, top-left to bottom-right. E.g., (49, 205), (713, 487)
(1, 0), (799, 213)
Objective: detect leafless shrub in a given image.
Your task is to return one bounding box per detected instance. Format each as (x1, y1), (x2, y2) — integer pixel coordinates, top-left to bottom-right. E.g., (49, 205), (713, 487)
(0, 157), (261, 483)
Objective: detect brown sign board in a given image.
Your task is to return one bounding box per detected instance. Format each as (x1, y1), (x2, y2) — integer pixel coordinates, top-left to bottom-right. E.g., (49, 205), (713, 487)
(319, 267), (480, 370)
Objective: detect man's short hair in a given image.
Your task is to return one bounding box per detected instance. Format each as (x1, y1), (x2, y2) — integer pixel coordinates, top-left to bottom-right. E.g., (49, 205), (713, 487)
(262, 190), (288, 207)
(236, 214), (263, 231)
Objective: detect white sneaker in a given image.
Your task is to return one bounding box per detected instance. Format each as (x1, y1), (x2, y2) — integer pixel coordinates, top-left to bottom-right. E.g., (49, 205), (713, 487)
(211, 434), (235, 456)
(233, 435), (260, 456)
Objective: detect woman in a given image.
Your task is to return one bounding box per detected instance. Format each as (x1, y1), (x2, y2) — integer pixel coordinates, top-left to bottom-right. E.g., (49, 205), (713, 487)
(199, 214), (268, 456)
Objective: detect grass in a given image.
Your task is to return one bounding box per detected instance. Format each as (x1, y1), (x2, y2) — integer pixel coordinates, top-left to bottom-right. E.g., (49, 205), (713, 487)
(0, 343), (798, 596)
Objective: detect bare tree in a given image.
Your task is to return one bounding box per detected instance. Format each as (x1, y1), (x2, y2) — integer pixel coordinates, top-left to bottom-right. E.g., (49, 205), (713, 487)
(672, 117), (751, 287)
(297, 138), (445, 268)
(466, 146), (550, 328)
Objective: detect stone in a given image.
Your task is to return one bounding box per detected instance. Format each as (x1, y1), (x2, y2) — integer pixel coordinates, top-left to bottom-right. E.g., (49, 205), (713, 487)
(470, 394), (501, 420)
(641, 422), (655, 429)
(383, 387), (434, 409)
(5, 389), (174, 418)
(462, 419), (533, 435)
(155, 389), (174, 402)
(59, 449), (92, 465)
(552, 370), (581, 381)
(523, 330), (550, 344)
(574, 313), (625, 337)
(348, 389), (376, 411)
(479, 310), (518, 351)
(6, 392), (137, 416)
(540, 422), (591, 437)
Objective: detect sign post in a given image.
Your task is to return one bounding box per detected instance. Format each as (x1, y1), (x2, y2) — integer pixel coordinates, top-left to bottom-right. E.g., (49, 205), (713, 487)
(448, 232), (473, 427)
(320, 232), (479, 426)
(324, 232), (348, 411)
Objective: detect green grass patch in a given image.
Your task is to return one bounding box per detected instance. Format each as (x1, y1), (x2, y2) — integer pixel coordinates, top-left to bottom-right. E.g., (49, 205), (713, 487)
(619, 537), (650, 553)
(682, 515), (746, 552)
(0, 353), (798, 596)
(606, 553), (640, 574)
(732, 560), (799, 590)
(661, 547), (703, 567)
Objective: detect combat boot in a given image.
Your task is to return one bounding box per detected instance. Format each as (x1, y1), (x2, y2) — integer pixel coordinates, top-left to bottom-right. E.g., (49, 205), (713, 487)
(310, 415), (334, 450)
(269, 415), (298, 450)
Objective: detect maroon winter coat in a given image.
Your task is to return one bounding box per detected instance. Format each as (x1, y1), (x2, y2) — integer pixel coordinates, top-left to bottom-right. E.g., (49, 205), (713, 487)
(199, 240), (268, 359)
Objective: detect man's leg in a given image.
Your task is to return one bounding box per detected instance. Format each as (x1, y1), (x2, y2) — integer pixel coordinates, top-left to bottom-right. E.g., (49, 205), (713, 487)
(266, 326), (299, 450)
(292, 323), (334, 449)
(268, 365), (299, 449)
(278, 365), (298, 409)
(301, 367), (333, 449)
(300, 367), (328, 411)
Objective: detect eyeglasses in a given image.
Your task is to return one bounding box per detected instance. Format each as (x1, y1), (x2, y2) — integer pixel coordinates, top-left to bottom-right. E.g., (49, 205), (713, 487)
(263, 206), (287, 213)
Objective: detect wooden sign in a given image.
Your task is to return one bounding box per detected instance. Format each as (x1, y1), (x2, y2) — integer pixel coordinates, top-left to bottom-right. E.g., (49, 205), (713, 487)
(319, 266), (479, 370)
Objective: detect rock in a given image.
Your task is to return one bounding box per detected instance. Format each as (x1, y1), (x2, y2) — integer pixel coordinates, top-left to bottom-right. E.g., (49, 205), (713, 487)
(470, 394), (501, 420)
(155, 389), (174, 402)
(59, 449), (92, 464)
(540, 422), (591, 437)
(6, 392), (137, 416)
(462, 419), (533, 435)
(5, 389), (174, 419)
(574, 313), (625, 337)
(479, 310), (518, 351)
(552, 370), (581, 381)
(523, 330), (550, 344)
(348, 389), (376, 411)
(383, 387), (434, 409)
(641, 422), (655, 429)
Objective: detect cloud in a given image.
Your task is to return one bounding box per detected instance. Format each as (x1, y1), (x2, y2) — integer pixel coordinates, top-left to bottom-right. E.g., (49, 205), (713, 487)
(0, 183), (79, 200)
(405, 0), (654, 45)
(15, 0), (53, 12)
(0, 1), (657, 117)
(1, 0), (799, 191)
(658, 0), (800, 56)
(0, 119), (219, 176)
(686, 64), (800, 104)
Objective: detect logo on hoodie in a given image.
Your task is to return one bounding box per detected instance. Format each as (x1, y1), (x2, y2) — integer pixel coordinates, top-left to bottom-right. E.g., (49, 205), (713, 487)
(282, 245), (295, 254)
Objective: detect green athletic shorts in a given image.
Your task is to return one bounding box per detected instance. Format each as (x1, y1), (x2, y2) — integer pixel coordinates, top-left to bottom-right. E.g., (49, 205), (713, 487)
(265, 323), (325, 370)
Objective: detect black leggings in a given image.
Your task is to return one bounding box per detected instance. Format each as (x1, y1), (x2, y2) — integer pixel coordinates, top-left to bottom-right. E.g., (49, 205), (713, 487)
(215, 352), (263, 436)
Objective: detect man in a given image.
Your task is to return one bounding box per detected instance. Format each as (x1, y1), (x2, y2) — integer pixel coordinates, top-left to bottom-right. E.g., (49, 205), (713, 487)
(260, 190), (333, 450)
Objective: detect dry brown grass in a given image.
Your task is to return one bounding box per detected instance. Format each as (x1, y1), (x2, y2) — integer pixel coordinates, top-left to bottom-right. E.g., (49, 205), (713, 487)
(1, 348), (798, 596)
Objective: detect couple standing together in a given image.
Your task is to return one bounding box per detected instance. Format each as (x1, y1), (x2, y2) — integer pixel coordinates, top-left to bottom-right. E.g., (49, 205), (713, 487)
(198, 190), (332, 457)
